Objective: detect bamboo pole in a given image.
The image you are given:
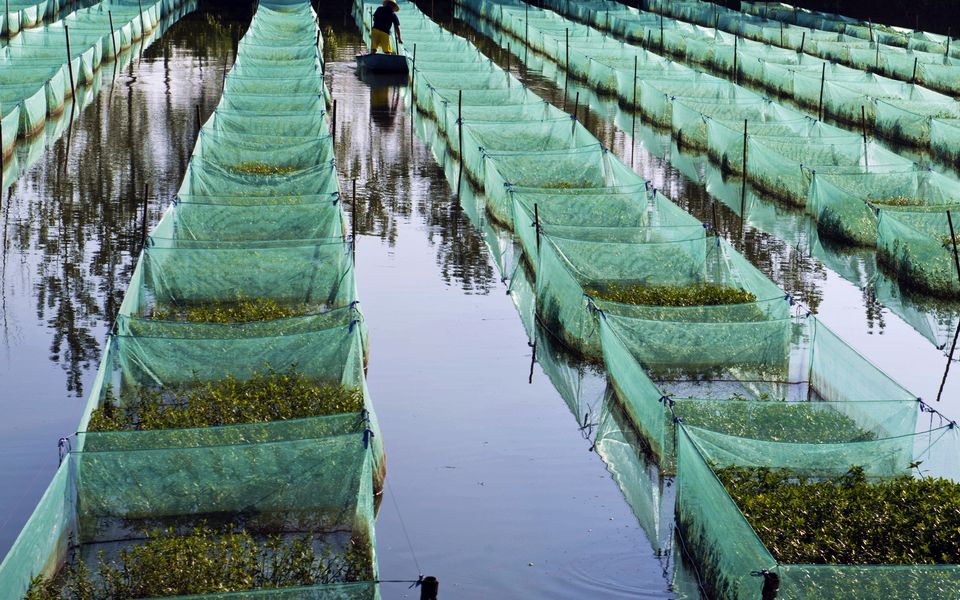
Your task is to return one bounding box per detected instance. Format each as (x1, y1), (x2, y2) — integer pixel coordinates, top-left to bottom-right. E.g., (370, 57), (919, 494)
(107, 11), (118, 62)
(740, 119), (748, 225)
(64, 25), (76, 102)
(631, 54), (637, 168)
(817, 62), (825, 121)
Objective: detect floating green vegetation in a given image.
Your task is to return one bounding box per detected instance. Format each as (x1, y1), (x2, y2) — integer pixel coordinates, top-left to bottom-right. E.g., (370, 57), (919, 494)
(150, 297), (308, 323)
(587, 283), (758, 306)
(717, 466), (960, 565)
(232, 161), (300, 175)
(867, 194), (929, 207)
(25, 525), (373, 599)
(676, 399), (877, 443)
(88, 370), (363, 432)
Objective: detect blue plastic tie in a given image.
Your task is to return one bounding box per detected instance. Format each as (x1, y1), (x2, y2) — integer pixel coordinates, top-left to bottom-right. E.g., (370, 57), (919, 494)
(363, 428), (375, 449)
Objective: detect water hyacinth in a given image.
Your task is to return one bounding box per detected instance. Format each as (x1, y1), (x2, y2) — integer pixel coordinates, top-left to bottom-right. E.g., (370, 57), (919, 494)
(586, 282), (758, 306)
(25, 525), (374, 599)
(88, 370), (364, 432)
(718, 466), (960, 565)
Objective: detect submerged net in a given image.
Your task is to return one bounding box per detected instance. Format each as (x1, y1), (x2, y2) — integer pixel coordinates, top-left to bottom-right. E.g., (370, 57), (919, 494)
(0, 2), (382, 598)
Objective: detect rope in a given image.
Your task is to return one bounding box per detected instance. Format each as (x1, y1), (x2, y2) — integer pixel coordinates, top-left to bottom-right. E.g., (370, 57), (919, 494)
(384, 477), (423, 578)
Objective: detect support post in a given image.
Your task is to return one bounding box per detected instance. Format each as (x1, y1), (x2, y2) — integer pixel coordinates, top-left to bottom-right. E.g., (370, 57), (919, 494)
(565, 28), (569, 71)
(733, 35), (738, 83)
(799, 31), (805, 54)
(0, 108), (4, 178)
(631, 54), (637, 168)
(875, 42), (880, 71)
(868, 19), (873, 43)
(948, 210), (960, 287)
(4, 0), (7, 40)
(779, 21), (783, 46)
(140, 184), (149, 252)
(419, 576), (439, 600)
(525, 3), (529, 50)
(457, 90), (463, 194)
(65, 25), (76, 103)
(195, 105), (201, 131)
(107, 11), (118, 62)
(740, 119), (747, 225)
(861, 105), (868, 168)
(352, 177), (358, 264)
(911, 57), (919, 84)
(534, 203), (541, 252)
(659, 12), (663, 50)
(817, 62), (825, 121)
(573, 91), (579, 122)
(937, 320), (960, 402)
(506, 42), (510, 74)
(332, 99), (337, 142)
(137, 0), (145, 38)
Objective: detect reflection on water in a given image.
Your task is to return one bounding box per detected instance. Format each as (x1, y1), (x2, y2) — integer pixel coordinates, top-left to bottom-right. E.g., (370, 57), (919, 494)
(0, 3), (244, 555)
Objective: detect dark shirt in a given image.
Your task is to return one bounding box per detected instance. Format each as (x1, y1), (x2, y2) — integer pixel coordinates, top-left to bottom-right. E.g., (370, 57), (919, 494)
(372, 5), (399, 34)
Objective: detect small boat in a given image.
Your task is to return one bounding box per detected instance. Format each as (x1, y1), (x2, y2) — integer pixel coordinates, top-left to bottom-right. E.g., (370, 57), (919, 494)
(357, 52), (409, 74)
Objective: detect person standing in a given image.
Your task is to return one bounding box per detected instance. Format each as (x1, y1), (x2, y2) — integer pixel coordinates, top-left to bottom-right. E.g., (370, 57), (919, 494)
(370, 0), (403, 54)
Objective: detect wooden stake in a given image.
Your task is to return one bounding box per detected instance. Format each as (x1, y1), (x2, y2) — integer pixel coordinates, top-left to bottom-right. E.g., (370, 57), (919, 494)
(779, 21), (783, 46)
(419, 576), (439, 600)
(0, 108), (4, 178)
(137, 0), (145, 38)
(631, 54), (637, 168)
(740, 119), (748, 224)
(565, 28), (569, 71)
(911, 56), (919, 84)
(140, 184), (149, 251)
(817, 62), (825, 121)
(861, 104), (868, 169)
(195, 104), (201, 131)
(799, 31), (805, 54)
(875, 41), (880, 71)
(457, 90), (463, 194)
(659, 12), (664, 50)
(108, 11), (118, 62)
(506, 42), (510, 74)
(352, 177), (358, 263)
(332, 98), (337, 142)
(573, 91), (579, 121)
(948, 210), (960, 286)
(936, 320), (960, 403)
(534, 203), (541, 252)
(733, 35), (738, 83)
(65, 25), (76, 102)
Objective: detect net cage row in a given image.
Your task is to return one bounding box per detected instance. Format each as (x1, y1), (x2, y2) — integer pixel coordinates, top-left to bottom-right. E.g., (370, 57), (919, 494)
(376, 0), (960, 596)
(0, 2), (383, 598)
(1, 0), (170, 161)
(459, 0), (960, 299)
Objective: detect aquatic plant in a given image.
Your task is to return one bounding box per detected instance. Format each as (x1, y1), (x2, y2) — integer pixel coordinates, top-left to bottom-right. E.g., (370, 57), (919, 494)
(676, 399), (877, 443)
(149, 297), (308, 323)
(717, 465), (960, 564)
(25, 525), (373, 599)
(231, 162), (300, 175)
(586, 282), (758, 306)
(88, 370), (363, 432)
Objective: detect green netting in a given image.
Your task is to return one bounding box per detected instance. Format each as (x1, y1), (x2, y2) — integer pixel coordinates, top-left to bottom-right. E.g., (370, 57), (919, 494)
(0, 2), (382, 597)
(809, 169), (960, 247)
(676, 422), (960, 599)
(0, 434), (379, 599)
(877, 205), (960, 297)
(459, 0), (960, 297)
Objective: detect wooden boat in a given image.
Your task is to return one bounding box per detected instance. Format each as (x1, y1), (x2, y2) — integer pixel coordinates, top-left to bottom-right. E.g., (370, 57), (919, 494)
(356, 52), (409, 74)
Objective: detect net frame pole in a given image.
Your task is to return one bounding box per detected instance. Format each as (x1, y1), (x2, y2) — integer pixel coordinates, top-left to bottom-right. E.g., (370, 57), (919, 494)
(138, 0), (145, 38)
(506, 42), (510, 75)
(573, 91), (579, 123)
(534, 203), (541, 252)
(108, 11), (118, 62)
(457, 89), (463, 195)
(659, 12), (663, 50)
(817, 62), (825, 121)
(352, 177), (358, 264)
(1, 107), (4, 179)
(911, 57), (919, 84)
(631, 54), (637, 169)
(799, 31), (805, 55)
(861, 105), (868, 170)
(195, 104), (201, 131)
(733, 34), (738, 83)
(65, 25), (76, 104)
(332, 98), (337, 143)
(948, 210), (960, 286)
(740, 119), (748, 230)
(140, 184), (149, 253)
(936, 320), (960, 402)
(565, 28), (569, 71)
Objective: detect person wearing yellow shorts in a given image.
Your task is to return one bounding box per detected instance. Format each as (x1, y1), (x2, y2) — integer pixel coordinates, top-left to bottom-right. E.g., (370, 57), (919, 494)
(371, 0), (402, 54)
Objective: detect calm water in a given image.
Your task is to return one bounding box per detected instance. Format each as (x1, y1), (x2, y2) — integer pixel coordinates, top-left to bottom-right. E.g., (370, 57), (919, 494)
(0, 1), (958, 598)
